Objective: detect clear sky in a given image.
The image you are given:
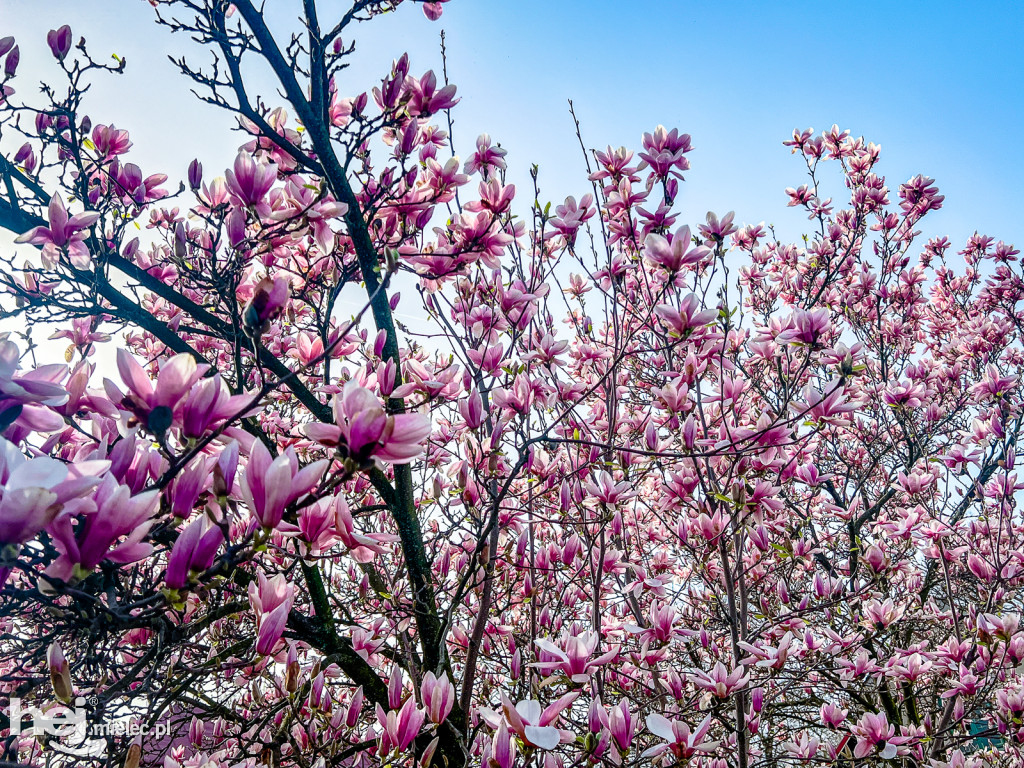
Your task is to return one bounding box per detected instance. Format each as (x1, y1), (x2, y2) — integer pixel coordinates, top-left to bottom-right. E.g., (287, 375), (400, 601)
(1, 0), (1022, 262)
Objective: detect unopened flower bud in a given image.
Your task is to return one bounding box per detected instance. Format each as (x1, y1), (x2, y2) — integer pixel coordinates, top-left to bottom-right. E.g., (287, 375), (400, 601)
(46, 25), (72, 61)
(123, 744), (142, 768)
(48, 640), (73, 702)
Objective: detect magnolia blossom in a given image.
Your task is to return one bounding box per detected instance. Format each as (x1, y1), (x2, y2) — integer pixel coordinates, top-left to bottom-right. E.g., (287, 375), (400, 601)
(225, 151), (277, 210)
(420, 671), (455, 724)
(655, 294), (717, 336)
(0, 338), (68, 436)
(104, 349), (206, 432)
(689, 661), (750, 698)
(303, 381), (431, 468)
(642, 713), (721, 760)
(242, 276), (290, 336)
(44, 475), (159, 584)
(644, 225), (709, 271)
(14, 193), (99, 268)
(0, 438), (107, 584)
(239, 441), (327, 530)
(480, 693), (578, 750)
(376, 697), (425, 755)
(248, 571), (294, 656)
(165, 514), (224, 590)
(851, 711), (913, 760)
(533, 630), (619, 683)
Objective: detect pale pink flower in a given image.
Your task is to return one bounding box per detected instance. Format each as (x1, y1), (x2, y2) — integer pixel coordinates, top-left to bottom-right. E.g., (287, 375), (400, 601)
(533, 630), (618, 683)
(15, 193), (99, 268)
(642, 712), (721, 760)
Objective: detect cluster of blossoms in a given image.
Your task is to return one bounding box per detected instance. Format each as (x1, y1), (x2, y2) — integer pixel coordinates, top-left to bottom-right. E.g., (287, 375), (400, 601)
(0, 3), (1021, 768)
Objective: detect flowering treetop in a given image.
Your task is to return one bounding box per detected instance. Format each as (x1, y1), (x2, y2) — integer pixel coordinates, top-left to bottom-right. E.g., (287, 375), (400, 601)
(0, 3), (1022, 768)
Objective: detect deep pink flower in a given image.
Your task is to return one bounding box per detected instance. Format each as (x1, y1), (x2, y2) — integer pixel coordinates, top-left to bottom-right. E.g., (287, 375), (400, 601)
(239, 441), (327, 530)
(303, 381), (431, 468)
(225, 151), (277, 209)
(181, 374), (257, 439)
(698, 210), (738, 245)
(420, 671), (455, 724)
(165, 514), (223, 590)
(0, 437), (108, 584)
(689, 661), (749, 698)
(242, 276), (290, 337)
(46, 26), (72, 61)
(480, 692), (579, 751)
(376, 697), (425, 754)
(644, 225), (709, 271)
(44, 475), (159, 584)
(546, 194), (595, 245)
(0, 339), (68, 436)
(91, 123), (132, 158)
(654, 294), (717, 336)
(104, 350), (206, 434)
(463, 133), (507, 178)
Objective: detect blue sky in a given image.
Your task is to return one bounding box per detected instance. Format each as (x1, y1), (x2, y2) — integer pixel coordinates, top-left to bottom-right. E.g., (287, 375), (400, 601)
(2, 0), (1022, 257)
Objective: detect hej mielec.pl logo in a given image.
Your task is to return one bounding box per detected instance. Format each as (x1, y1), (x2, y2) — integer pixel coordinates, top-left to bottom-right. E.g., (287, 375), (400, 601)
(7, 694), (169, 744)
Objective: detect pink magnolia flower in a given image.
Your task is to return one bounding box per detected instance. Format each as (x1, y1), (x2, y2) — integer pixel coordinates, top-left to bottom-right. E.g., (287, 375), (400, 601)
(489, 720), (517, 768)
(238, 441), (328, 530)
(654, 294), (717, 337)
(48, 316), (111, 354)
(783, 731), (821, 760)
(165, 514), (224, 590)
(421, 0), (450, 20)
(861, 597), (904, 631)
(242, 276), (290, 337)
(44, 475), (159, 585)
(480, 692), (579, 751)
(15, 193), (99, 269)
(420, 671), (455, 724)
(331, 496), (397, 562)
(698, 210), (738, 245)
(91, 123), (132, 158)
(644, 225), (709, 272)
(794, 378), (861, 424)
(545, 194), (595, 245)
(376, 697), (425, 754)
(820, 702), (848, 728)
(46, 25), (72, 61)
(225, 151), (277, 209)
(608, 699), (636, 753)
(584, 470), (635, 506)
(533, 630), (619, 683)
(0, 437), (107, 584)
(851, 711), (913, 760)
(248, 571), (294, 656)
(104, 349), (206, 433)
(776, 308), (831, 346)
(303, 381), (431, 468)
(0, 339), (68, 435)
(642, 712), (721, 760)
(181, 374), (257, 439)
(689, 661), (750, 698)
(47, 639), (73, 702)
(463, 133), (507, 178)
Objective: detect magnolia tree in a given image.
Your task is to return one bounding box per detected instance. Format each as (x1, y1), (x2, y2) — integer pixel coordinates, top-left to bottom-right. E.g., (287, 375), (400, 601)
(0, 2), (1021, 767)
